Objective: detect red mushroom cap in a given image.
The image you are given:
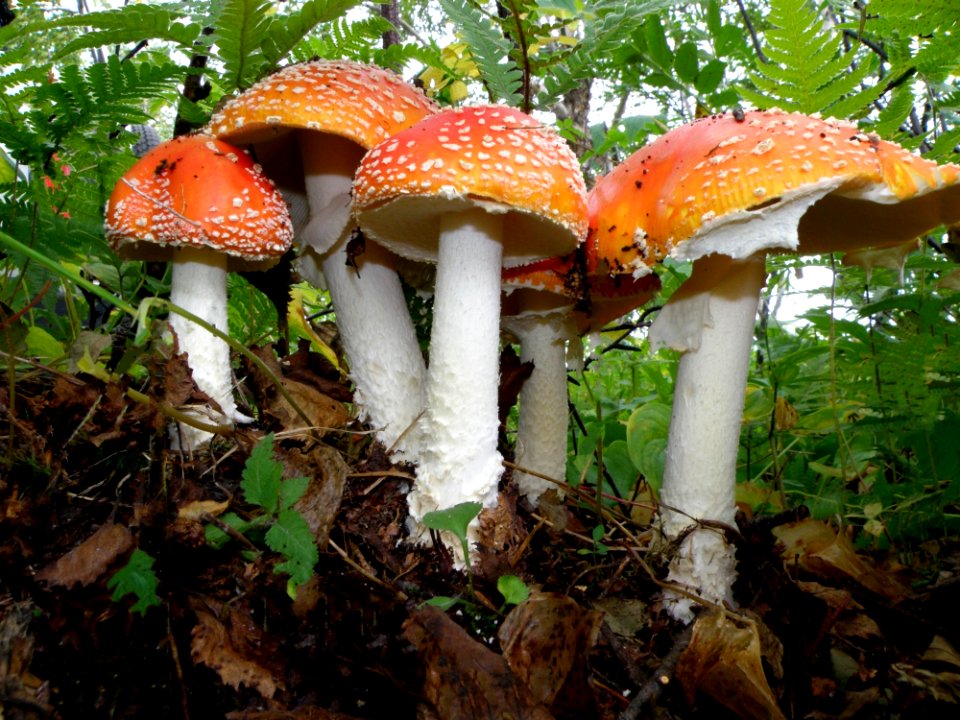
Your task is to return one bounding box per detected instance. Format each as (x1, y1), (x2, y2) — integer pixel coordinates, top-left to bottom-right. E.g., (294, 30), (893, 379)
(588, 109), (960, 276)
(105, 134), (293, 269)
(354, 104), (588, 267)
(208, 60), (439, 151)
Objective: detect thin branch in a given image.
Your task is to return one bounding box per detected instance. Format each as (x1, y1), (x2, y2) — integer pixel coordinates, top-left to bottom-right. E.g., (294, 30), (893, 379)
(735, 0), (767, 63)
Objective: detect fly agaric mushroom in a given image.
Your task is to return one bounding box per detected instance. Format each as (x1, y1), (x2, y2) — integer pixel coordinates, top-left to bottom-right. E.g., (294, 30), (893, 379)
(589, 109), (960, 621)
(106, 134), (293, 450)
(354, 105), (588, 555)
(207, 60), (438, 459)
(502, 251), (660, 506)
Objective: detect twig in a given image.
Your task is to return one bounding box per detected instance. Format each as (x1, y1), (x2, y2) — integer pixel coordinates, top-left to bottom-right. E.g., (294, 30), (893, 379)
(327, 538), (408, 602)
(617, 624), (693, 720)
(735, 0), (767, 63)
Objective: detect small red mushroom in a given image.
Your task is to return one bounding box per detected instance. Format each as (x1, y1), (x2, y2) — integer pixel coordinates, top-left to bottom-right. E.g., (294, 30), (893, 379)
(106, 134), (293, 450)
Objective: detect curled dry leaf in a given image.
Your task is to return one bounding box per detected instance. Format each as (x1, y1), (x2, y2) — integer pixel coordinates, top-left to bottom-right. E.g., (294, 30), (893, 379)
(264, 378), (351, 433)
(191, 599), (285, 700)
(674, 610), (786, 720)
(402, 606), (554, 720)
(497, 592), (603, 710)
(177, 499), (231, 523)
(284, 443), (348, 549)
(774, 519), (910, 602)
(36, 522), (133, 588)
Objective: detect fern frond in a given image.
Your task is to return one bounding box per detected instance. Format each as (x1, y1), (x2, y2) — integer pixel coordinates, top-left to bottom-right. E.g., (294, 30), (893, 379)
(259, 0), (366, 73)
(438, 0), (523, 105)
(741, 0), (883, 117)
(537, 0), (683, 106)
(285, 14), (393, 66)
(28, 5), (201, 57)
(213, 0), (274, 91)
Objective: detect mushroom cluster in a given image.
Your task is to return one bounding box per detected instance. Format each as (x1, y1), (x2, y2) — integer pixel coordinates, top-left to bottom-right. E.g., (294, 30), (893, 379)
(105, 58), (960, 595)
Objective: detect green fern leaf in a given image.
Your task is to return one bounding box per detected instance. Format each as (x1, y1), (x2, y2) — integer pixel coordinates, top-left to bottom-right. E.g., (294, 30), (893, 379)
(259, 0), (365, 73)
(537, 0), (683, 106)
(213, 0), (274, 91)
(29, 6), (202, 57)
(438, 0), (523, 104)
(743, 0), (882, 117)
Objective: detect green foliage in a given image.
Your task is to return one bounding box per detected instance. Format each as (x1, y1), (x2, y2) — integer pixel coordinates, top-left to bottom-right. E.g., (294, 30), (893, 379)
(497, 574), (530, 607)
(421, 501), (482, 566)
(740, 0), (883, 117)
(206, 434), (318, 596)
(438, 0), (523, 104)
(107, 549), (162, 615)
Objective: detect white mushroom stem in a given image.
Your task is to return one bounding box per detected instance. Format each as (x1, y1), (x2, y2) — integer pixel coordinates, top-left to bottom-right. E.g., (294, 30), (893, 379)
(504, 311), (574, 505)
(408, 208), (505, 556)
(168, 246), (245, 451)
(298, 132), (426, 459)
(651, 253), (766, 622)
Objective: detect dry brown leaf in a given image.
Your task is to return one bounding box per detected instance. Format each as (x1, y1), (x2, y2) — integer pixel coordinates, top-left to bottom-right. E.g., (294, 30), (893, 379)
(774, 519), (910, 602)
(674, 610), (786, 720)
(177, 499), (231, 522)
(403, 606), (554, 720)
(498, 592), (603, 709)
(226, 708), (362, 720)
(284, 443), (347, 549)
(191, 600), (284, 700)
(36, 522), (133, 588)
(264, 378), (350, 433)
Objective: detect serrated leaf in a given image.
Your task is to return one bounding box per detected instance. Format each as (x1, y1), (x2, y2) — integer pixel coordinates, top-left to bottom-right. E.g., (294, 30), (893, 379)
(696, 58), (725, 94)
(279, 476), (310, 511)
(106, 549), (161, 615)
(241, 434), (283, 513)
(265, 509), (318, 589)
(674, 42), (699, 83)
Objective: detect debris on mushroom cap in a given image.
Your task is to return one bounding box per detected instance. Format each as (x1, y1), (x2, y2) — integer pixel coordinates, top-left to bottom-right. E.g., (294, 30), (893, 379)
(354, 104), (588, 267)
(208, 60), (439, 150)
(105, 134), (294, 266)
(588, 108), (960, 275)
(502, 249), (661, 334)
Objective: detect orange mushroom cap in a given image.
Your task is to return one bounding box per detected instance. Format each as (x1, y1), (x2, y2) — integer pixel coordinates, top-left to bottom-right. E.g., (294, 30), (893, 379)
(354, 104), (588, 267)
(105, 134), (293, 268)
(588, 109), (960, 276)
(208, 59), (439, 151)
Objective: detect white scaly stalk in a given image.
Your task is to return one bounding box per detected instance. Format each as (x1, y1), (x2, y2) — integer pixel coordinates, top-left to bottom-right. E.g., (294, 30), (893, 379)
(651, 254), (765, 622)
(298, 133), (426, 459)
(408, 209), (504, 557)
(504, 311), (573, 505)
(168, 247), (242, 451)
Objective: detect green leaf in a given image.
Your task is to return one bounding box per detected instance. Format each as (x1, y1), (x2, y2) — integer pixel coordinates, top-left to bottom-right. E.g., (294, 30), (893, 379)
(695, 59), (726, 94)
(497, 575), (531, 606)
(421, 501), (483, 542)
(644, 14), (673, 69)
(203, 512), (252, 550)
(674, 42), (699, 83)
(265, 509), (319, 590)
(241, 434), (283, 513)
(107, 549), (161, 615)
(439, 0), (523, 104)
(279, 476), (310, 512)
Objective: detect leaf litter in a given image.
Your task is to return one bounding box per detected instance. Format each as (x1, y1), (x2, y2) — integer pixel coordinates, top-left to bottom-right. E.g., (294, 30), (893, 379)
(1, 334), (960, 719)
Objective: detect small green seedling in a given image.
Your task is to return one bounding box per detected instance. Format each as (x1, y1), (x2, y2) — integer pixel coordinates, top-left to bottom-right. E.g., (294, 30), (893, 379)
(204, 434), (318, 598)
(578, 523), (610, 557)
(421, 501), (483, 568)
(497, 574), (530, 610)
(108, 548), (161, 615)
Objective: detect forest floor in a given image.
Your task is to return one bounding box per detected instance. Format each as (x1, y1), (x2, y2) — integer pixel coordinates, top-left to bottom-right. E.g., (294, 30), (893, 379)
(1, 336), (960, 720)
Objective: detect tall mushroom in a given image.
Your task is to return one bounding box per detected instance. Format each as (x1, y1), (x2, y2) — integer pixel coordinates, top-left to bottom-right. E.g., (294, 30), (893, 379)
(588, 109), (960, 620)
(502, 251), (660, 506)
(105, 134), (293, 450)
(354, 105), (587, 554)
(207, 60), (438, 459)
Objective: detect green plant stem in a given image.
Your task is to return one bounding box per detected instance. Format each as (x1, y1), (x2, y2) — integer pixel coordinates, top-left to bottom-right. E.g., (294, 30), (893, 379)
(0, 229), (315, 433)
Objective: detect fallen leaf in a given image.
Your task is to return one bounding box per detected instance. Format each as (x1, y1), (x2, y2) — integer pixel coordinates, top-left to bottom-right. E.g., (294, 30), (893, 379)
(674, 610), (786, 720)
(36, 522), (133, 588)
(226, 708), (362, 720)
(774, 519), (910, 602)
(191, 599), (285, 700)
(284, 443), (348, 549)
(265, 378), (350, 433)
(498, 592), (603, 710)
(402, 606), (554, 720)
(177, 499), (231, 522)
